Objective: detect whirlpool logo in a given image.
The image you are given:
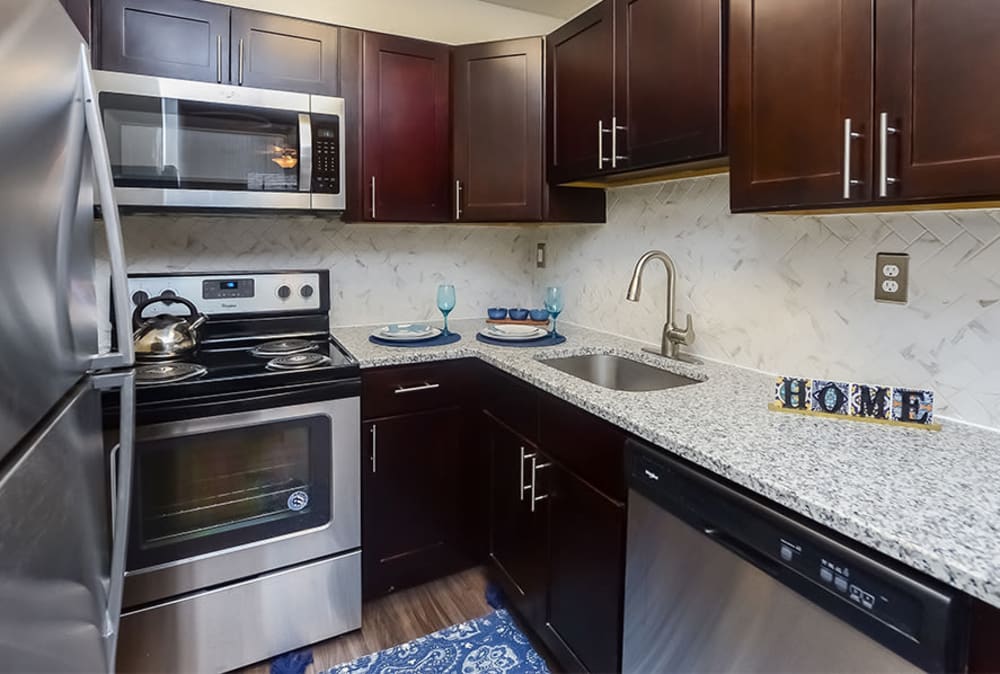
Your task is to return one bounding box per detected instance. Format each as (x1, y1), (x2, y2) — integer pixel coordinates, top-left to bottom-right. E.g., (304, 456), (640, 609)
(287, 490), (310, 512)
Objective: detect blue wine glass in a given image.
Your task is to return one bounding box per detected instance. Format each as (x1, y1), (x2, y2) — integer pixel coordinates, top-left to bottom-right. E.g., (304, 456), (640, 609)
(544, 286), (563, 337)
(437, 284), (456, 336)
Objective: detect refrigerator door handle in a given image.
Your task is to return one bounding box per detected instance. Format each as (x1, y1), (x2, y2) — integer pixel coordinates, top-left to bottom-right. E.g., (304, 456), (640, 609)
(79, 46), (134, 370)
(93, 370), (135, 670)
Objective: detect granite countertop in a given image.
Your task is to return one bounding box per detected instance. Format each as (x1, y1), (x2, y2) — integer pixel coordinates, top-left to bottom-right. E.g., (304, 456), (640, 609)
(333, 318), (1000, 609)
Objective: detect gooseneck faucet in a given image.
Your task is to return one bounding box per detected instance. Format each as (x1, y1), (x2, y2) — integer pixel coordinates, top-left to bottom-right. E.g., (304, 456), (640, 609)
(626, 250), (699, 363)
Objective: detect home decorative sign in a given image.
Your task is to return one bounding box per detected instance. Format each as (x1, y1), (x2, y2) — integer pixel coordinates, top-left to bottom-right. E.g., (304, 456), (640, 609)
(770, 376), (940, 431)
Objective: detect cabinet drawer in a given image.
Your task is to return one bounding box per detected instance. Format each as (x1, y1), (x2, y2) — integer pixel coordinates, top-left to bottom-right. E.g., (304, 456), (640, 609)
(539, 393), (626, 502)
(482, 366), (539, 443)
(362, 362), (462, 419)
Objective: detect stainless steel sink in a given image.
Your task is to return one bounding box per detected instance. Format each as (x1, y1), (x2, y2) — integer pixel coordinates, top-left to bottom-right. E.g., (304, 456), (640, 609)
(539, 354), (703, 392)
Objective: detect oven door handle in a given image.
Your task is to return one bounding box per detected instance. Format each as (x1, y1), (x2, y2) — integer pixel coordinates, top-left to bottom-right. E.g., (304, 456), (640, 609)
(299, 113), (312, 193)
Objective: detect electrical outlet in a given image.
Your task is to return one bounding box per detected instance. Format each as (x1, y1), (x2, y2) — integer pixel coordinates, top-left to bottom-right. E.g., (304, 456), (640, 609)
(536, 242), (547, 269)
(875, 253), (909, 304)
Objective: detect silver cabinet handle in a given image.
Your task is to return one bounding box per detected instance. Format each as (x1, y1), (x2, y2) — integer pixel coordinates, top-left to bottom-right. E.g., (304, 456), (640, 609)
(370, 424), (377, 473)
(298, 113), (312, 193)
(879, 112), (900, 198)
(455, 179), (463, 220)
(644, 468), (660, 481)
(370, 176), (376, 219)
(216, 35), (223, 83)
(842, 118), (864, 199)
(79, 46), (134, 370)
(519, 447), (526, 501)
(393, 382), (440, 395)
(521, 451), (536, 500)
(238, 38), (245, 85)
(530, 456), (552, 513)
(598, 120), (612, 169)
(611, 116), (627, 168)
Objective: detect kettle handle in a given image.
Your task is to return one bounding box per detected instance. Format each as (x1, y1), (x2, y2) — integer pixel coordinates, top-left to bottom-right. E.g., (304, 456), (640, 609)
(132, 294), (202, 330)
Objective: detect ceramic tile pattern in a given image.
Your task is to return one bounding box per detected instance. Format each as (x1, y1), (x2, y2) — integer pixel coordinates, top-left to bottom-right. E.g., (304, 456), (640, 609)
(114, 214), (538, 326)
(536, 175), (1000, 430)
(334, 319), (1000, 609)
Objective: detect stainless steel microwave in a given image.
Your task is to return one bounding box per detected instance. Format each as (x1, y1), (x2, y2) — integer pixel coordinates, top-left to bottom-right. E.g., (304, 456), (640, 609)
(92, 71), (345, 211)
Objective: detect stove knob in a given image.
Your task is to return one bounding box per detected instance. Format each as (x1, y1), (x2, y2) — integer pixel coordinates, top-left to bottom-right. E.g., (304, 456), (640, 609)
(161, 289), (176, 299)
(131, 290), (149, 306)
(300, 284), (314, 298)
(277, 285), (292, 299)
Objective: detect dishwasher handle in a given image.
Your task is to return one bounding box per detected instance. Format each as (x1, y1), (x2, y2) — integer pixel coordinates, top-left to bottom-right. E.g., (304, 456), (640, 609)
(702, 526), (783, 579)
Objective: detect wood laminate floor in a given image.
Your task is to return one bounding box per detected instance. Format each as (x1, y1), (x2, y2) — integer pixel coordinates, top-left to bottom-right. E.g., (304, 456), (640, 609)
(238, 567), (491, 674)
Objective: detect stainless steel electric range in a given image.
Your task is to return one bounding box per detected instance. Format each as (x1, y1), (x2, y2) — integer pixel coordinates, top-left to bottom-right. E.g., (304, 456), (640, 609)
(103, 270), (361, 674)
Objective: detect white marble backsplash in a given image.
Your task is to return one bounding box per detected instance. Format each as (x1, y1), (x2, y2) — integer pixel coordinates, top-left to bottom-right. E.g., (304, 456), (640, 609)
(535, 174), (1000, 430)
(115, 214), (537, 326)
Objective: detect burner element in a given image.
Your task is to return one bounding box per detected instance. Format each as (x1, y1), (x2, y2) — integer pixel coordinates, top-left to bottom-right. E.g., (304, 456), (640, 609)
(266, 353), (332, 371)
(136, 362), (207, 385)
(251, 338), (317, 358)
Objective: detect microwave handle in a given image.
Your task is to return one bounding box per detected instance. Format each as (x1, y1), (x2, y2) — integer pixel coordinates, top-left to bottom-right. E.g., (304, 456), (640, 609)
(80, 45), (134, 370)
(299, 113), (312, 193)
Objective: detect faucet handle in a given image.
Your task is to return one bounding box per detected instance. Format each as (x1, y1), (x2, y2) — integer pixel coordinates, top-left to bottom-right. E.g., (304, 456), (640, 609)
(670, 314), (695, 346)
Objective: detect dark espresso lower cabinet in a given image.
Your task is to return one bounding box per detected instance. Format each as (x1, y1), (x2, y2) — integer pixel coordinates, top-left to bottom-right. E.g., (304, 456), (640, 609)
(362, 409), (464, 598)
(486, 414), (549, 633)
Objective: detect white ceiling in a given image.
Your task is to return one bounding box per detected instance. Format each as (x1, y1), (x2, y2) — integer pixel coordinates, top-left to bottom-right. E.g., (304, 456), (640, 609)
(480, 0), (598, 19)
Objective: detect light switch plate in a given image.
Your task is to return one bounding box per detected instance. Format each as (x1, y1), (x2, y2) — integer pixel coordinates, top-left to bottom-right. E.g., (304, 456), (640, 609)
(536, 242), (546, 269)
(875, 253), (909, 304)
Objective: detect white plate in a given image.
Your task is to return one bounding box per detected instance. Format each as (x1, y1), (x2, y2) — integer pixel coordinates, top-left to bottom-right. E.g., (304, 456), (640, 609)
(480, 326), (548, 341)
(375, 324), (441, 341)
(487, 324), (545, 337)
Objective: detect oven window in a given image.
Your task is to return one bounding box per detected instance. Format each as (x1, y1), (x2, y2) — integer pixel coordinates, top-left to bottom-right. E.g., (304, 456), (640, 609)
(100, 93), (301, 192)
(128, 415), (331, 571)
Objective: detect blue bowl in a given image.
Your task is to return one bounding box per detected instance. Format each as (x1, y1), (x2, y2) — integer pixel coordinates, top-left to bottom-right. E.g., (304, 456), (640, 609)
(509, 308), (530, 321)
(529, 309), (550, 322)
(487, 307), (508, 320)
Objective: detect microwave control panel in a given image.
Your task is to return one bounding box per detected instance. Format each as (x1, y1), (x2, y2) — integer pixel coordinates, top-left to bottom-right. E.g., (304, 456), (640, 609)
(311, 115), (340, 194)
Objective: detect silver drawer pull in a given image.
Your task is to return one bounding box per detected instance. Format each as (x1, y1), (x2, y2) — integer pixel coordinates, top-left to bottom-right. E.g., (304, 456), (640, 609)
(644, 469), (660, 481)
(394, 382), (441, 395)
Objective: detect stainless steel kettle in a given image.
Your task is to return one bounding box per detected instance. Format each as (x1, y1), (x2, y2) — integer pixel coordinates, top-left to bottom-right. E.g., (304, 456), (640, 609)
(132, 295), (208, 362)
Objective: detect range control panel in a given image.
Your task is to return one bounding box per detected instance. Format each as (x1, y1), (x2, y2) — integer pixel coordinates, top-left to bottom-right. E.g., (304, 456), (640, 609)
(128, 272), (324, 317)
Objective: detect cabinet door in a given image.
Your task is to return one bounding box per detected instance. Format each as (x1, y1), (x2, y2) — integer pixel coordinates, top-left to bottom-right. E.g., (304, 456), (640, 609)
(546, 466), (626, 674)
(453, 39), (543, 222)
(488, 418), (548, 631)
(729, 0), (873, 211)
(547, 1), (615, 185)
(363, 410), (462, 598)
(615, 0), (724, 171)
(97, 0), (230, 83)
(362, 33), (451, 222)
(876, 1), (1000, 203)
(230, 10), (339, 95)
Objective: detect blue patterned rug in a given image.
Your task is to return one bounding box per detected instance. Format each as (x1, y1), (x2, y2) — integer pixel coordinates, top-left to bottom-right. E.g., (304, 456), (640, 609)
(322, 609), (549, 674)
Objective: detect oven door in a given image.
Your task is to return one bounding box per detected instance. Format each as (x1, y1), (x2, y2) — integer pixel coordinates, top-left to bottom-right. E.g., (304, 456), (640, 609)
(93, 70), (344, 210)
(122, 396), (359, 608)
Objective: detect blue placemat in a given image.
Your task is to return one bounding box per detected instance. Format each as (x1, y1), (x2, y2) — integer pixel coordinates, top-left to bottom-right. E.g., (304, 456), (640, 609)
(476, 333), (566, 348)
(369, 332), (462, 348)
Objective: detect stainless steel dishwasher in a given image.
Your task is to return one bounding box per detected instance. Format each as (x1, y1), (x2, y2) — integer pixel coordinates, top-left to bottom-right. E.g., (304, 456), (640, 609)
(622, 439), (968, 674)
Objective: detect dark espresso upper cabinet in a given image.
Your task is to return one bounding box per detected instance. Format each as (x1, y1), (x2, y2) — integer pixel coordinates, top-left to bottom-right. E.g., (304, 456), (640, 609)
(615, 0), (724, 171)
(453, 38), (606, 223)
(230, 10), (339, 95)
(731, 0), (1000, 211)
(547, 2), (615, 185)
(453, 39), (544, 222)
(97, 0), (230, 82)
(729, 0), (873, 211)
(361, 33), (451, 222)
(547, 0), (725, 185)
(875, 0), (1000, 203)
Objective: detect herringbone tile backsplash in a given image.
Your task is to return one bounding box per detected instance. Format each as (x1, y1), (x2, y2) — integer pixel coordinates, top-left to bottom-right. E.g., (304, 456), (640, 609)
(536, 174), (1000, 429)
(111, 174), (1000, 429)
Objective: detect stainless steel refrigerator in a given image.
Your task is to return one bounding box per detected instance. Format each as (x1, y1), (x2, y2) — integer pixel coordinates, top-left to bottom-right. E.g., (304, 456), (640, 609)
(0, 1), (136, 671)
